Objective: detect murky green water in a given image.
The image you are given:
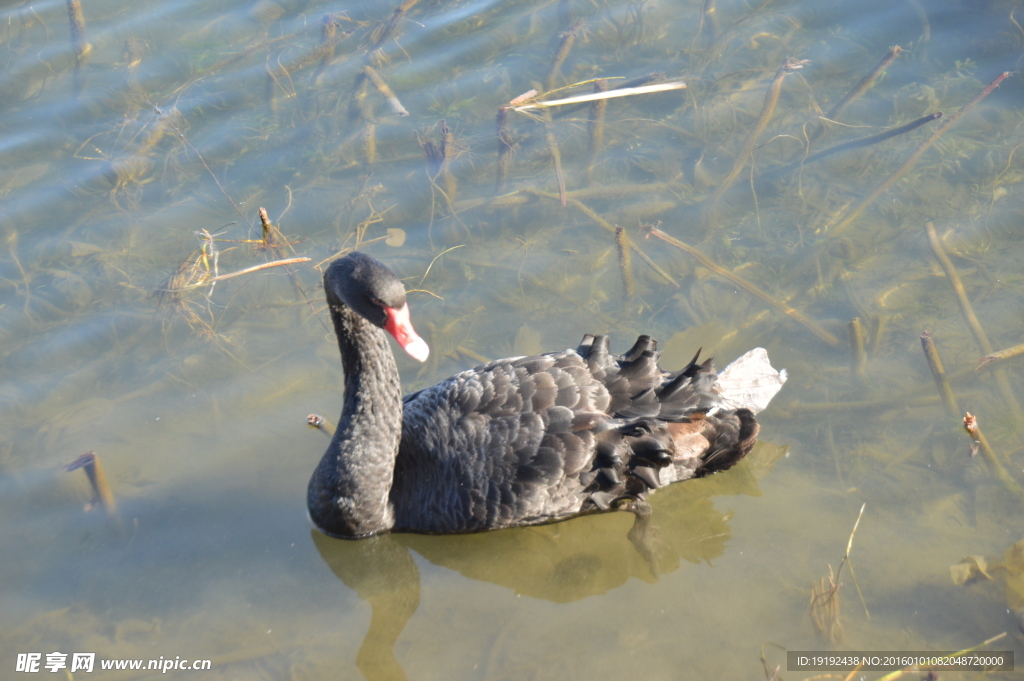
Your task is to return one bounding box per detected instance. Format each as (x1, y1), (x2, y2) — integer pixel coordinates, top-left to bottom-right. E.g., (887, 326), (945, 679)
(3, 0), (1024, 678)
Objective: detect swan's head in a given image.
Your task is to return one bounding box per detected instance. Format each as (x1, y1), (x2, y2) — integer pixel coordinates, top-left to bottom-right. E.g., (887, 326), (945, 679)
(325, 252), (430, 362)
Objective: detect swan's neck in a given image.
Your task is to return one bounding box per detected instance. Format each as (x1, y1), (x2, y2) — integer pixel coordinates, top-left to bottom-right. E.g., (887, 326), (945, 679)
(308, 302), (403, 537)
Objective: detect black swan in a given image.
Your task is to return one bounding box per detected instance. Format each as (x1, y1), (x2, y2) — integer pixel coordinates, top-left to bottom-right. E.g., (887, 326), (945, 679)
(309, 252), (787, 539)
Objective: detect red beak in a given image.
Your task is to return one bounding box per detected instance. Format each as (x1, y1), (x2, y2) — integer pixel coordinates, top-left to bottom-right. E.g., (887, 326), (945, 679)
(383, 303), (430, 362)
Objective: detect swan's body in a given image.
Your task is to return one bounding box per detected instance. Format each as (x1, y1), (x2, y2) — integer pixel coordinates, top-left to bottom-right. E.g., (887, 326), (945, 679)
(309, 252), (786, 539)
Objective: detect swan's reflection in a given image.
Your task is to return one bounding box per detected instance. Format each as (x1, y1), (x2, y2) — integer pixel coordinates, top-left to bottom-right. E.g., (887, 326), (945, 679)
(313, 441), (786, 680)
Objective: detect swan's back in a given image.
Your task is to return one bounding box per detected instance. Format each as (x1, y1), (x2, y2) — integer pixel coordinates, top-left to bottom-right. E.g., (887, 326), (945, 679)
(389, 334), (784, 534)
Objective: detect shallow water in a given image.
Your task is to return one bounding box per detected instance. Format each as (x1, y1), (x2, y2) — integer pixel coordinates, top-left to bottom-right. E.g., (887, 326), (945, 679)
(3, 0), (1024, 678)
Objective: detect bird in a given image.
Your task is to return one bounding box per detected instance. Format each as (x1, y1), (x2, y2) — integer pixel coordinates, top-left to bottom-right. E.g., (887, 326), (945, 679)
(308, 251), (786, 539)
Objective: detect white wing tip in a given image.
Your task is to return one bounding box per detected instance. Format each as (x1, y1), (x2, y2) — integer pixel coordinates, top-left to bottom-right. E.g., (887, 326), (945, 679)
(716, 348), (787, 414)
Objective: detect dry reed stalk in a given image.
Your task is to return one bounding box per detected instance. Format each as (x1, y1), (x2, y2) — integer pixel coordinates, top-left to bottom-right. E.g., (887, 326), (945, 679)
(512, 81), (685, 111)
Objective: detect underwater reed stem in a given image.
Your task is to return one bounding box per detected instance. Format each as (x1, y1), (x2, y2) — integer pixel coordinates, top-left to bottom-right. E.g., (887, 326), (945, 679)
(369, 0), (421, 56)
(705, 57), (806, 228)
(307, 414), (336, 438)
(848, 318), (867, 379)
(523, 188), (678, 287)
(769, 113), (941, 181)
(977, 343), (1024, 370)
(647, 227), (841, 347)
(545, 20), (583, 91)
(496, 106), (513, 193)
(925, 223), (990, 353)
(66, 0), (90, 61)
(66, 452), (118, 521)
(828, 72), (1010, 239)
(920, 331), (960, 417)
(926, 221), (1024, 425)
(363, 65), (409, 116)
(826, 46), (902, 121)
(963, 412), (1023, 496)
(614, 226), (635, 298)
(584, 79), (608, 185)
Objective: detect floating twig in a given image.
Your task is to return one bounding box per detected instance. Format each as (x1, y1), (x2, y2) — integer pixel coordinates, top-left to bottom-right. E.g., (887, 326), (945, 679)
(646, 226), (841, 346)
(554, 73), (669, 118)
(920, 331), (960, 418)
(204, 257), (310, 283)
(705, 57), (808, 228)
(827, 72), (1010, 238)
(67, 452), (120, 524)
(510, 81), (685, 111)
(161, 257), (311, 293)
